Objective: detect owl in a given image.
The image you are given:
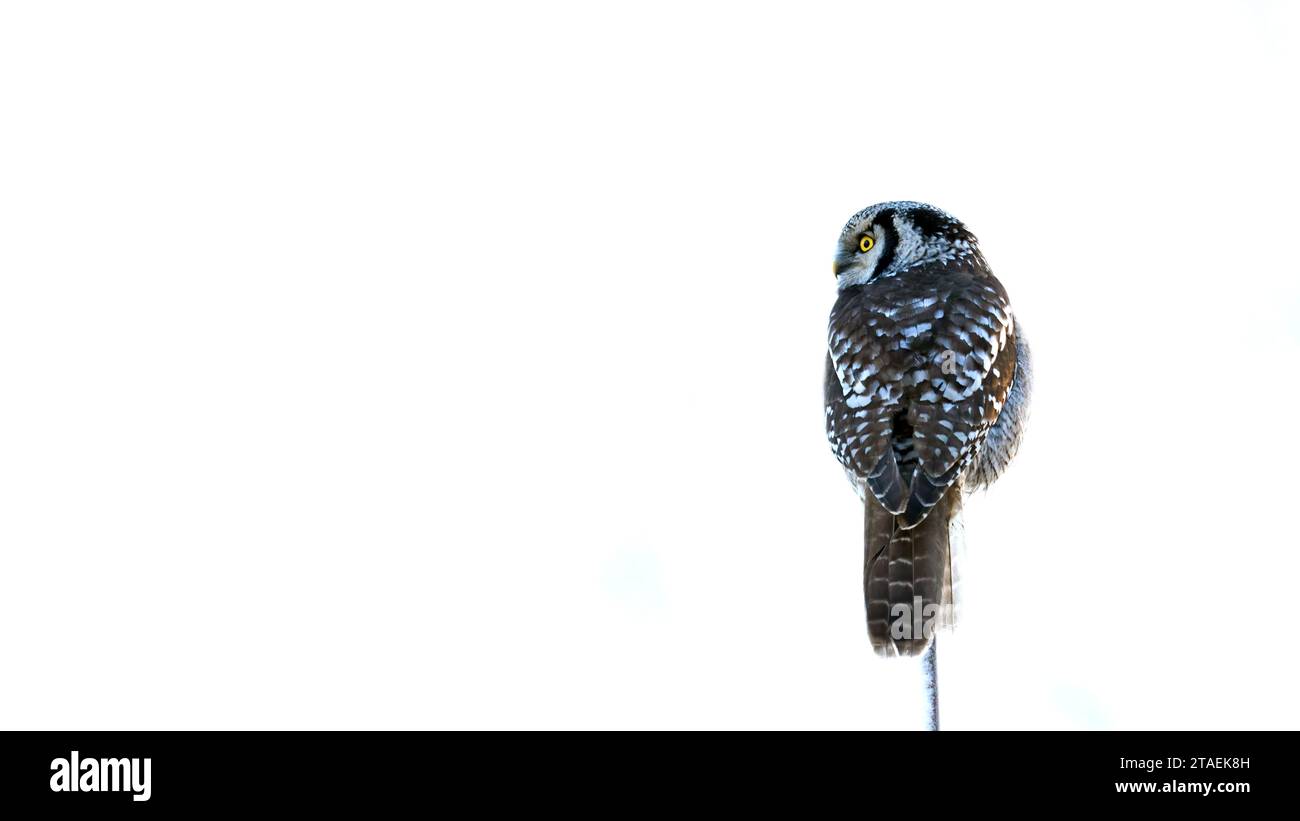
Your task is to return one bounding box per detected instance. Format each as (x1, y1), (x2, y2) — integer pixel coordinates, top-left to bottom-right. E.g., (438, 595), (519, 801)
(825, 202), (1031, 658)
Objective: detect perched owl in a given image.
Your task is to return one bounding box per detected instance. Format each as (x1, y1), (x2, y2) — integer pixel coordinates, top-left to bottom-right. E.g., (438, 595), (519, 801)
(825, 202), (1031, 658)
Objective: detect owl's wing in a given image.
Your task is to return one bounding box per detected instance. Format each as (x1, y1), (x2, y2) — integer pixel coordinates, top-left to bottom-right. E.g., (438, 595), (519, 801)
(826, 302), (914, 515)
(900, 280), (1016, 528)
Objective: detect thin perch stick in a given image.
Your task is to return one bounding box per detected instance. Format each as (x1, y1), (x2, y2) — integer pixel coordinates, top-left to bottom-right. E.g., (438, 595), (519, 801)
(923, 639), (939, 731)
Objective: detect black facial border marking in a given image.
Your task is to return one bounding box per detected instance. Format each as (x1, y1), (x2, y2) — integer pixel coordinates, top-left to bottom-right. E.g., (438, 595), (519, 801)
(871, 208), (900, 280)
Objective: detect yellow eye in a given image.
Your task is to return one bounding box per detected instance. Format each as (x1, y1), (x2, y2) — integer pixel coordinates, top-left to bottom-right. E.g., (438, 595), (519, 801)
(859, 235), (875, 253)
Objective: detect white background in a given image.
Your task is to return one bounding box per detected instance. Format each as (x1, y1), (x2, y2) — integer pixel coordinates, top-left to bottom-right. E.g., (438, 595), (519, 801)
(2, 1), (1297, 729)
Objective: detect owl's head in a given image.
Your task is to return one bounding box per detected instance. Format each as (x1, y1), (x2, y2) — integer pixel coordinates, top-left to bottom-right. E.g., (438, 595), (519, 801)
(833, 201), (982, 288)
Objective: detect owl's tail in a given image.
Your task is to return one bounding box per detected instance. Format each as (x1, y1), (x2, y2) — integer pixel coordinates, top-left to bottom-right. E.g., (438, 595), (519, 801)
(863, 487), (961, 657)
